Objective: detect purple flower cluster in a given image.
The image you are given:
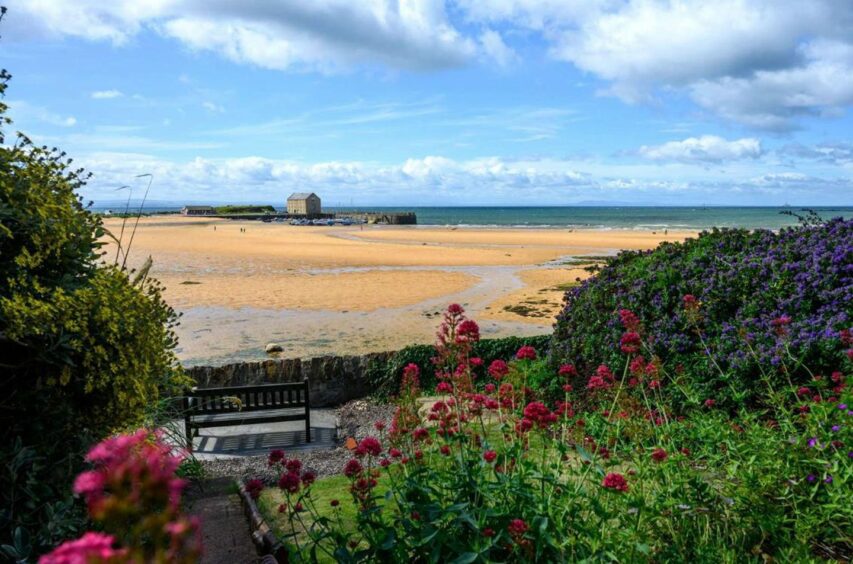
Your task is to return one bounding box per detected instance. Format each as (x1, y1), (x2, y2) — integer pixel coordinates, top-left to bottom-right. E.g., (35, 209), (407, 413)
(552, 218), (852, 406)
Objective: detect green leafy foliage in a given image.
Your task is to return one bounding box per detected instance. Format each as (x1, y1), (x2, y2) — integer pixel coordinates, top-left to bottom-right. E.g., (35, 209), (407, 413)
(260, 304), (852, 562)
(0, 26), (188, 556)
(214, 205), (275, 214)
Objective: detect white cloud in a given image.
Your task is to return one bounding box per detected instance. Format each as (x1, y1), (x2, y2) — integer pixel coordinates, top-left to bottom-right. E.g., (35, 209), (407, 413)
(201, 101), (225, 113)
(91, 89), (124, 99)
(638, 136), (762, 163)
(6, 100), (77, 127)
(11, 0), (477, 72)
(779, 142), (853, 166)
(10, 1), (853, 129)
(69, 152), (853, 206)
(688, 40), (853, 130)
(457, 0), (853, 129)
(479, 29), (518, 67)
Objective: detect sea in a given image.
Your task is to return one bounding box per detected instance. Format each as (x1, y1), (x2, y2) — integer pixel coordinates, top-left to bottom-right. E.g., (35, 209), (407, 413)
(90, 202), (853, 231)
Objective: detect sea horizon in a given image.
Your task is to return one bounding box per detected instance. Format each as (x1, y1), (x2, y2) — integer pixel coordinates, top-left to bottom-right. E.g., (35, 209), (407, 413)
(89, 202), (853, 231)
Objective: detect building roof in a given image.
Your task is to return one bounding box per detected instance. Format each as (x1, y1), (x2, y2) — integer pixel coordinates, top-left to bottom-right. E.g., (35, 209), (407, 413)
(182, 205), (215, 210)
(287, 192), (319, 200)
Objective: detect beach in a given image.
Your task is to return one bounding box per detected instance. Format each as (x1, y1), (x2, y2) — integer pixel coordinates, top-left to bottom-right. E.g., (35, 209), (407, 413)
(101, 216), (692, 365)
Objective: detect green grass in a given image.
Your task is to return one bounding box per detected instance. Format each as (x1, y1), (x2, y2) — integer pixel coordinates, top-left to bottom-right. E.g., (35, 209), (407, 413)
(258, 474), (391, 560)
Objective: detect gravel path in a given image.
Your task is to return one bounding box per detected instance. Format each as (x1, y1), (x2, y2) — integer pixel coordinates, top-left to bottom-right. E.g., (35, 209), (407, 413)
(201, 400), (395, 482)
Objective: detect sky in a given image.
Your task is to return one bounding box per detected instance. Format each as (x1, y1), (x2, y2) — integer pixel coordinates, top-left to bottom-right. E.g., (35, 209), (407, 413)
(1, 0), (852, 206)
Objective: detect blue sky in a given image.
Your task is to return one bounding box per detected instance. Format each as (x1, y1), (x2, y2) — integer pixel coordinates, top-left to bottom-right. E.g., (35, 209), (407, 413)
(2, 1), (852, 206)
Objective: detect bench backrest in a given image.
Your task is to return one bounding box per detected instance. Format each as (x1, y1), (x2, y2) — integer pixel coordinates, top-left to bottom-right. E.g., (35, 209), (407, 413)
(185, 380), (309, 415)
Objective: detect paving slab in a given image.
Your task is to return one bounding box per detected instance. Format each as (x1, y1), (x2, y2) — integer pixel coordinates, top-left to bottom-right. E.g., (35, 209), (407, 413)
(186, 408), (338, 460)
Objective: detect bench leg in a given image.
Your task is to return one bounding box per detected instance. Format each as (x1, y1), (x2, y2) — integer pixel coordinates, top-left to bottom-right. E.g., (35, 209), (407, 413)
(305, 414), (311, 443)
(185, 419), (193, 452)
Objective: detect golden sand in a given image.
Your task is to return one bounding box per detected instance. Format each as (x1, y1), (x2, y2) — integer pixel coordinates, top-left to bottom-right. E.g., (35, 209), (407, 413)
(158, 270), (476, 311)
(99, 217), (693, 364)
(482, 267), (593, 325)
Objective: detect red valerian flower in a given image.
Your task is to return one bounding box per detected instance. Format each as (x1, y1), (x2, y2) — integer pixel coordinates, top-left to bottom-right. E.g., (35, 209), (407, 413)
(357, 436), (382, 457)
(374, 420), (386, 432)
(278, 472), (301, 494)
(285, 459), (302, 474)
(389, 448), (402, 458)
(629, 355), (646, 376)
(301, 470), (317, 487)
(484, 383), (496, 393)
(457, 319), (481, 342)
(555, 401), (574, 418)
(796, 386), (811, 396)
(401, 363), (421, 396)
(558, 364), (578, 377)
(447, 303), (464, 315)
(436, 381), (453, 393)
(440, 445), (451, 456)
(602, 472), (629, 492)
(73, 471), (105, 499)
(245, 478), (264, 500)
(482, 528), (495, 538)
(771, 315), (792, 337)
(39, 532), (127, 564)
(488, 359), (510, 379)
(268, 449), (285, 466)
(596, 364), (615, 382)
(619, 309), (641, 332)
(651, 448), (668, 462)
(648, 380), (661, 390)
(343, 459), (363, 478)
(620, 331), (642, 354)
(516, 346), (537, 360)
(470, 356), (484, 367)
(515, 418), (534, 433)
(704, 399), (716, 408)
(587, 374), (611, 391)
(483, 450), (497, 463)
(523, 401), (558, 428)
(508, 519), (529, 537)
(682, 294), (699, 309)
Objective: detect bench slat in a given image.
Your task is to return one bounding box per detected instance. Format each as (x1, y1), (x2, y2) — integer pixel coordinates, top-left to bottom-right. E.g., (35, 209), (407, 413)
(187, 413), (310, 428)
(184, 379), (311, 451)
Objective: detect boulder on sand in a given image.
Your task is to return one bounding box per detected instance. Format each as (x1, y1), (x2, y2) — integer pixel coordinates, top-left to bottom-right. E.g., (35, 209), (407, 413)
(265, 343), (284, 353)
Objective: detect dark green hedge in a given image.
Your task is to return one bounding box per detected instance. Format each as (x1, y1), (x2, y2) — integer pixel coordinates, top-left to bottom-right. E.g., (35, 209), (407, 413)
(368, 334), (551, 399)
(214, 205), (276, 214)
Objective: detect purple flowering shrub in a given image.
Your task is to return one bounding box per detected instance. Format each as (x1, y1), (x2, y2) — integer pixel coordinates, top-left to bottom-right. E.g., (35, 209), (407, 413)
(551, 218), (852, 409)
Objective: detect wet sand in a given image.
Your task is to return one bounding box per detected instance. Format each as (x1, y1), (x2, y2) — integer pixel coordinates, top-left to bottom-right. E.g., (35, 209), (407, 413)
(101, 217), (692, 365)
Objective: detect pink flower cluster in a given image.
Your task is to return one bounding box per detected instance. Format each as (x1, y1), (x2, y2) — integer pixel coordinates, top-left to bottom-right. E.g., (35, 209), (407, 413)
(42, 430), (202, 563)
(39, 532), (126, 564)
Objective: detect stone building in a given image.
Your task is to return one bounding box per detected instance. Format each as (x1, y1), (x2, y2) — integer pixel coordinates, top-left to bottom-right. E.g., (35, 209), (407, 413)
(286, 192), (321, 216)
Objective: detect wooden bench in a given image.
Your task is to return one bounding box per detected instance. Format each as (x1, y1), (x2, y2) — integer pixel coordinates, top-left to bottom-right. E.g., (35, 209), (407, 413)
(183, 380), (310, 451)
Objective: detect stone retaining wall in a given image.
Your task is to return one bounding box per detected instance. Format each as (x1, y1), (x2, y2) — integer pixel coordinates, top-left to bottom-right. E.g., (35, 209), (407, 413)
(184, 351), (396, 407)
